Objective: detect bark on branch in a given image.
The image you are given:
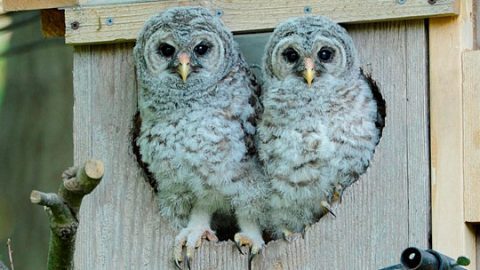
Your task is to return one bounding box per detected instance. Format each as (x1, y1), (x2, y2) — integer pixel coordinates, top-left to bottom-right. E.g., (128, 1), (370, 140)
(30, 160), (104, 270)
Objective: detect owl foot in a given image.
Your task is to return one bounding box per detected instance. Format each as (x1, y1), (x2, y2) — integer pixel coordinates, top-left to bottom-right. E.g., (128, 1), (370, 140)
(174, 226), (218, 270)
(234, 232), (264, 270)
(282, 229), (302, 242)
(333, 184), (343, 202)
(234, 232), (265, 255)
(321, 200), (336, 217)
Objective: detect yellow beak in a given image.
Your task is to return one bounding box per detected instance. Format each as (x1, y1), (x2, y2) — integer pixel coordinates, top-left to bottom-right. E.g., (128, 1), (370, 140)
(178, 63), (190, 82)
(177, 53), (190, 82)
(303, 57), (315, 87)
(303, 69), (315, 87)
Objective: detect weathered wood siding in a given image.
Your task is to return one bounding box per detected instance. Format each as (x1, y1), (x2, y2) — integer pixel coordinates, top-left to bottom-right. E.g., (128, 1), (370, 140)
(73, 20), (429, 269)
(65, 0), (457, 44)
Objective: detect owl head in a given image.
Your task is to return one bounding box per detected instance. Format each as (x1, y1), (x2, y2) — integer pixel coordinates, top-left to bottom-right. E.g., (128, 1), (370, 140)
(134, 7), (238, 97)
(263, 16), (358, 88)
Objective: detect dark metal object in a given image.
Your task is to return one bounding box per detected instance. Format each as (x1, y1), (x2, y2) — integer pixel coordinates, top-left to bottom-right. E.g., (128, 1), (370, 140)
(70, 21), (80, 30)
(215, 9), (223, 17)
(105, 17), (114, 26)
(428, 0), (437, 5)
(380, 247), (469, 270)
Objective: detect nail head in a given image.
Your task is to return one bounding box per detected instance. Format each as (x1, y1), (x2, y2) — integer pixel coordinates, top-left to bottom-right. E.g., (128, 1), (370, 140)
(105, 17), (114, 26)
(70, 21), (80, 30)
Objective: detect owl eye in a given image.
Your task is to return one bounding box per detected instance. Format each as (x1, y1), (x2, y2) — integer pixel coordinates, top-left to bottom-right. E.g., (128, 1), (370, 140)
(194, 44), (210, 56)
(282, 48), (299, 63)
(158, 43), (175, 57)
(318, 47), (335, 62)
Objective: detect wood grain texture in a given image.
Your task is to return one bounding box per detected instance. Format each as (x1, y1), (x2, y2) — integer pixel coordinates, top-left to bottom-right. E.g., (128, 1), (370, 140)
(405, 19), (430, 247)
(64, 0), (458, 44)
(429, 0), (476, 265)
(73, 21), (430, 269)
(463, 50), (480, 223)
(2, 0), (77, 11)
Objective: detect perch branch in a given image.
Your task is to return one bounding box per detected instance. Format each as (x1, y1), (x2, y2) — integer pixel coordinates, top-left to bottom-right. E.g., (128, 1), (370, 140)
(31, 160), (104, 270)
(6, 239), (13, 270)
(7, 238), (15, 270)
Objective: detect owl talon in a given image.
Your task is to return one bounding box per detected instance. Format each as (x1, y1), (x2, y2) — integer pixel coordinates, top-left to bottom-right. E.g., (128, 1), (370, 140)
(282, 229), (298, 242)
(333, 184), (343, 202)
(234, 232), (264, 258)
(174, 259), (183, 270)
(248, 252), (257, 270)
(174, 225), (217, 270)
(321, 200), (336, 217)
(184, 253), (192, 270)
(234, 240), (245, 255)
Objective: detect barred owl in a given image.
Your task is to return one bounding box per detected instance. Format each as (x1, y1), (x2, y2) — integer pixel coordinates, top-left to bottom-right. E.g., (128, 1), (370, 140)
(258, 16), (381, 239)
(134, 7), (267, 267)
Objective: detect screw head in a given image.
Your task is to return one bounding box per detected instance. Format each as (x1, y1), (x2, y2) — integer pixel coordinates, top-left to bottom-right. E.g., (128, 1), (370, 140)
(215, 9), (223, 17)
(105, 17), (114, 26)
(70, 21), (80, 30)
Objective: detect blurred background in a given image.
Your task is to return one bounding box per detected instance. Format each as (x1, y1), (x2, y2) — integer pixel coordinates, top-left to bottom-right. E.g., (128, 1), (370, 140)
(0, 11), (73, 269)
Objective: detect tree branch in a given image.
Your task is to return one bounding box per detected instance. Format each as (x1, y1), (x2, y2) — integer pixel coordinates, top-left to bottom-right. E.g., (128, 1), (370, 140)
(6, 239), (13, 270)
(30, 160), (104, 270)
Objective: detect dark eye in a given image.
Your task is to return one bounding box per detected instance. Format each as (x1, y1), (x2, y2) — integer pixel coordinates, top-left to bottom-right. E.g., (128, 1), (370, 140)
(194, 44), (210, 56)
(318, 47), (334, 62)
(282, 48), (299, 63)
(158, 43), (175, 57)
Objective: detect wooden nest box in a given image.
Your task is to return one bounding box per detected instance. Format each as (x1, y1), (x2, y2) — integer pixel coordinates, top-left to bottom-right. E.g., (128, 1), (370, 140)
(4, 0), (480, 269)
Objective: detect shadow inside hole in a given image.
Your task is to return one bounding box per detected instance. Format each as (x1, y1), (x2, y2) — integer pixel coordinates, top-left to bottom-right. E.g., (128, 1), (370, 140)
(362, 69), (386, 137)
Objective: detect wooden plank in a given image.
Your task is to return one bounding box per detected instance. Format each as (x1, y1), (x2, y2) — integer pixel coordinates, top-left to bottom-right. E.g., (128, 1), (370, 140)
(73, 20), (429, 269)
(64, 0), (458, 44)
(79, 0), (146, 4)
(429, 0), (477, 266)
(2, 0), (77, 11)
(463, 50), (480, 223)
(405, 20), (430, 247)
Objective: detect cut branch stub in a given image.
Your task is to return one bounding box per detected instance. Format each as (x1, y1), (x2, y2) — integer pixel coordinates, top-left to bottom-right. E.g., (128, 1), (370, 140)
(59, 159), (104, 215)
(30, 159), (104, 270)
